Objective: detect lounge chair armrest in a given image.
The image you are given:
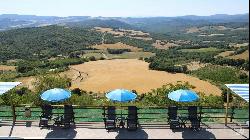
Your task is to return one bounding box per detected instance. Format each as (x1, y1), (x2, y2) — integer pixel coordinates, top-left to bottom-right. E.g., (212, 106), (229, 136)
(105, 119), (116, 125)
(106, 119), (115, 122)
(103, 118), (116, 122)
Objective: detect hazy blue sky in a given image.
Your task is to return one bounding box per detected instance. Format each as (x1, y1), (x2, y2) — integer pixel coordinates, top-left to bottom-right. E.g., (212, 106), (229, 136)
(0, 0), (249, 17)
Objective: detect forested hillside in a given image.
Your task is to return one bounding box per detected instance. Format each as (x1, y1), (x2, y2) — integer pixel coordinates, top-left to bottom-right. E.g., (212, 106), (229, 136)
(0, 25), (103, 61)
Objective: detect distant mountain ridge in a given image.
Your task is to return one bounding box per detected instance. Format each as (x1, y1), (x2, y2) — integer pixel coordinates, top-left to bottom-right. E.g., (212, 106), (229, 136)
(0, 14), (93, 30)
(0, 13), (248, 32)
(177, 13), (249, 22)
(64, 19), (133, 29)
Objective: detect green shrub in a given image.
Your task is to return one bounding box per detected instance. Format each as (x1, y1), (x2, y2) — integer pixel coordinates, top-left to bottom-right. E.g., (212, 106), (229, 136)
(89, 56), (96, 61)
(99, 57), (106, 60)
(33, 74), (71, 93)
(191, 65), (249, 84)
(0, 80), (242, 108)
(71, 88), (82, 96)
(139, 57), (144, 60)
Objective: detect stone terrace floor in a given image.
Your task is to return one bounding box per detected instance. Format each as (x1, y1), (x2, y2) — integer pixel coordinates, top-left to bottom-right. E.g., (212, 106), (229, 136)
(0, 121), (249, 139)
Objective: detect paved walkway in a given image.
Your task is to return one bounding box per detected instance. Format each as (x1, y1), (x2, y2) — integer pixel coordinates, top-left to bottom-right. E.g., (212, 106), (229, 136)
(0, 121), (249, 139)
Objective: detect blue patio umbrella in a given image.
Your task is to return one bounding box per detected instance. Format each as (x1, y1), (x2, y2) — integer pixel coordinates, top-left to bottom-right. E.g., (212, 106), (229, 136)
(106, 89), (137, 102)
(106, 89), (137, 118)
(40, 88), (71, 102)
(167, 89), (199, 102)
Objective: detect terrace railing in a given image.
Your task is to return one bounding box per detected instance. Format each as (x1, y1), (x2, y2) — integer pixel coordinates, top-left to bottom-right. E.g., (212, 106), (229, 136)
(0, 105), (249, 125)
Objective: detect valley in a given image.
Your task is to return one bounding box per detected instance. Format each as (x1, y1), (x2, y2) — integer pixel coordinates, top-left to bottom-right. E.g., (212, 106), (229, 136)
(0, 14), (248, 102)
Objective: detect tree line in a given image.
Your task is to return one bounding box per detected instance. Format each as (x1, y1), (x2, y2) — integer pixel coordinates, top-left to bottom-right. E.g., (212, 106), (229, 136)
(1, 75), (247, 108)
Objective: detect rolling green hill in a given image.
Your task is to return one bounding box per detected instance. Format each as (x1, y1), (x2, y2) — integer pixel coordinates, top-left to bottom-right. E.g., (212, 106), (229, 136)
(0, 25), (103, 61)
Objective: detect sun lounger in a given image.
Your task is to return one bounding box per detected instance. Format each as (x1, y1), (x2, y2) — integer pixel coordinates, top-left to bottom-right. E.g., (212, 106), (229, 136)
(188, 106), (200, 130)
(103, 106), (116, 131)
(64, 104), (75, 124)
(60, 104), (75, 128)
(39, 104), (53, 128)
(168, 106), (181, 129)
(126, 106), (139, 131)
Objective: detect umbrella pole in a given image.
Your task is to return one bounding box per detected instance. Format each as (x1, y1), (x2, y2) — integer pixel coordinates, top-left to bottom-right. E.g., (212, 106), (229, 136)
(120, 103), (122, 117)
(225, 88), (230, 126)
(10, 93), (16, 123)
